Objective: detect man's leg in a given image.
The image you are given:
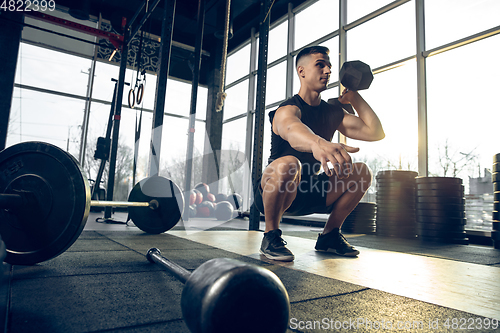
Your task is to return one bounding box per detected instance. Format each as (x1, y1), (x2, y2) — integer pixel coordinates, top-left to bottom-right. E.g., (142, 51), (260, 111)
(259, 156), (301, 261)
(315, 162), (372, 256)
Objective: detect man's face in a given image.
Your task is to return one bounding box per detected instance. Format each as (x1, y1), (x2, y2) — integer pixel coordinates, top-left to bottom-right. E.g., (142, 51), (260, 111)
(297, 53), (332, 92)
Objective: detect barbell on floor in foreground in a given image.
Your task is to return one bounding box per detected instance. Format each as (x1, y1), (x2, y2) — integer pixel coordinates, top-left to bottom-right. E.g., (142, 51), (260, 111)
(0, 141), (184, 265)
(146, 248), (290, 333)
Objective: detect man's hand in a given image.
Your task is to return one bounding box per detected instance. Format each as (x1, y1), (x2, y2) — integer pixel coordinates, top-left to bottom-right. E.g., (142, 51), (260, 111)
(338, 88), (357, 105)
(311, 139), (359, 178)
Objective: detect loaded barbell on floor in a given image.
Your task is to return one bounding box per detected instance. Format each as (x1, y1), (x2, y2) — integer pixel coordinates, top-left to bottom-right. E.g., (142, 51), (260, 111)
(0, 141), (184, 265)
(146, 248), (290, 333)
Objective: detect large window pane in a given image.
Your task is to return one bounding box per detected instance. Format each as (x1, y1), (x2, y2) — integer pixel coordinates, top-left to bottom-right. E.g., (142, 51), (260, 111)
(268, 21), (288, 64)
(265, 62), (286, 105)
(347, 0), (394, 23)
(15, 43), (91, 97)
(294, 0), (339, 51)
(226, 43), (251, 84)
(221, 117), (249, 198)
(425, 0), (500, 50)
(224, 79), (249, 121)
(7, 88), (86, 157)
(427, 35), (500, 231)
(347, 1), (415, 69)
(349, 61), (418, 180)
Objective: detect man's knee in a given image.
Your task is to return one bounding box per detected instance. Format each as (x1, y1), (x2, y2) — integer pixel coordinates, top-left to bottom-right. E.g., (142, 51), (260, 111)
(352, 162), (372, 190)
(262, 156), (301, 194)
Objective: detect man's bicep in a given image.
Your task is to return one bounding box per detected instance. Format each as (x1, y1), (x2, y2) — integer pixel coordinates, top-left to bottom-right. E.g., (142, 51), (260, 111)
(337, 113), (364, 139)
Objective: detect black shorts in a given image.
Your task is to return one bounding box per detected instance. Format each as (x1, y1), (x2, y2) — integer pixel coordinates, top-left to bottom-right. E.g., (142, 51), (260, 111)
(253, 172), (335, 216)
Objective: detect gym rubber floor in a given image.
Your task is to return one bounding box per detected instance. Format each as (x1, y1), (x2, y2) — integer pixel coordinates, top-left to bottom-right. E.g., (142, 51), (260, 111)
(2, 213), (500, 333)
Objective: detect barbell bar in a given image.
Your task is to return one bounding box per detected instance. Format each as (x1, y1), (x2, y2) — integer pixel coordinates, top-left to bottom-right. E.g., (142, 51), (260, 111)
(146, 248), (290, 333)
(0, 141), (184, 265)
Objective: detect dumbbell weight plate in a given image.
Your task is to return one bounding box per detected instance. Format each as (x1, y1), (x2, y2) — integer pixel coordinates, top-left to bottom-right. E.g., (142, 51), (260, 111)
(492, 163), (499, 173)
(494, 192), (500, 202)
(416, 215), (466, 225)
(495, 183), (500, 192)
(416, 209), (465, 218)
(0, 142), (90, 265)
(494, 153), (500, 163)
(415, 177), (462, 185)
(416, 222), (464, 232)
(494, 201), (500, 212)
(493, 173), (500, 183)
(127, 176), (184, 234)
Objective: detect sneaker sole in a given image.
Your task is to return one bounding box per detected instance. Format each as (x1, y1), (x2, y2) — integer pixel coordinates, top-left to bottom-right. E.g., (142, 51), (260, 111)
(260, 249), (295, 262)
(315, 248), (360, 257)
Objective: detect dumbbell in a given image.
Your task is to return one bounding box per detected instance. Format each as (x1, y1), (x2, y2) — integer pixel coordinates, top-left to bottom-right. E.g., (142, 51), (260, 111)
(146, 248), (290, 333)
(329, 60), (373, 114)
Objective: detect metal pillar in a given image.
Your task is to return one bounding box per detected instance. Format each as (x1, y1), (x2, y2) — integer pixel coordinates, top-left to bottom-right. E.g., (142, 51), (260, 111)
(149, 0), (176, 177)
(104, 27), (129, 218)
(416, 0), (428, 176)
(249, 0), (271, 230)
(338, 0), (347, 145)
(0, 12), (23, 150)
(285, 3), (294, 99)
(184, 0), (205, 219)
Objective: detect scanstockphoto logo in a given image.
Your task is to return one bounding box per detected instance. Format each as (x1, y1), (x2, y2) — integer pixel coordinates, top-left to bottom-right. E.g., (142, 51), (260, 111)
(135, 125), (253, 232)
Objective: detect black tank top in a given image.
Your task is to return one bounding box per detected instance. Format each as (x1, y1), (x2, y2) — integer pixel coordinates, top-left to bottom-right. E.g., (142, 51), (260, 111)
(268, 94), (344, 175)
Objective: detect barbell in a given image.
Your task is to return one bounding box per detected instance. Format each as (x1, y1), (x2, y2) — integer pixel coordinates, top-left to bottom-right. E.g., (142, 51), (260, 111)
(0, 141), (184, 265)
(146, 248), (290, 333)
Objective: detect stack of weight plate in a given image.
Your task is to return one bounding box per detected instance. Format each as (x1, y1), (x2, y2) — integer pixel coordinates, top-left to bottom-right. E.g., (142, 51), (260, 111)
(415, 177), (468, 244)
(492, 153), (500, 249)
(376, 170), (418, 238)
(341, 202), (376, 234)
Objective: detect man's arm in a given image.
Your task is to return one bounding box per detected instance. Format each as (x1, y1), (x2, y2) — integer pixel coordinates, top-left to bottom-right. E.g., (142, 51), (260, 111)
(337, 90), (385, 141)
(273, 105), (359, 178)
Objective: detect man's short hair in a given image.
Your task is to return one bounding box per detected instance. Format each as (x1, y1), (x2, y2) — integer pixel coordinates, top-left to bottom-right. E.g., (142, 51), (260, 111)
(296, 46), (330, 68)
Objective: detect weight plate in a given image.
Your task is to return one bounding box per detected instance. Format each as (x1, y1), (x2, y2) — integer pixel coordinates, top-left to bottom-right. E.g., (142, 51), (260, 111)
(416, 183), (464, 191)
(376, 188), (415, 197)
(494, 211), (500, 221)
(494, 201), (500, 212)
(490, 231), (500, 240)
(416, 215), (466, 225)
(417, 196), (464, 204)
(375, 181), (415, 188)
(415, 177), (462, 184)
(495, 182), (500, 192)
(376, 170), (418, 178)
(416, 222), (464, 232)
(494, 153), (500, 163)
(127, 176), (184, 234)
(494, 192), (500, 201)
(493, 173), (500, 183)
(416, 202), (463, 211)
(492, 222), (500, 231)
(0, 142), (90, 265)
(416, 189), (463, 197)
(493, 163), (500, 173)
(416, 209), (465, 218)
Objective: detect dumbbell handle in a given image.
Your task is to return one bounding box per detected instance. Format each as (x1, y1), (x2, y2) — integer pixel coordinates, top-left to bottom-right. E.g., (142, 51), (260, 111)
(147, 248), (190, 284)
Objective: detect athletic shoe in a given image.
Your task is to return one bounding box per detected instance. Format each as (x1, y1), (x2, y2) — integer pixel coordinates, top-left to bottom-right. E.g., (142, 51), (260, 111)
(315, 228), (360, 257)
(260, 229), (295, 262)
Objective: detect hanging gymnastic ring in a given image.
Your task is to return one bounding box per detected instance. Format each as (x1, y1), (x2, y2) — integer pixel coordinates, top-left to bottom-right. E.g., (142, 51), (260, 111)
(128, 88), (136, 109)
(136, 83), (144, 105)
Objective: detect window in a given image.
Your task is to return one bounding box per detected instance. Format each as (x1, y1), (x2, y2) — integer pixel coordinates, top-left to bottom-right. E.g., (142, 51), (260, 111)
(294, 0), (339, 51)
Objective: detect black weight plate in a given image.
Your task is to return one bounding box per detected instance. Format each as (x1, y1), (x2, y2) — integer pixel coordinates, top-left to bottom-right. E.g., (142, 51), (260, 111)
(376, 189), (415, 197)
(493, 163), (500, 173)
(416, 222), (464, 232)
(376, 170), (418, 178)
(416, 209), (465, 218)
(494, 153), (500, 163)
(494, 211), (500, 221)
(415, 177), (462, 185)
(494, 192), (500, 202)
(493, 173), (500, 183)
(495, 182), (500, 192)
(494, 201), (500, 212)
(416, 215), (466, 225)
(376, 202), (415, 210)
(416, 189), (463, 197)
(128, 176), (184, 234)
(0, 142), (90, 265)
(417, 196), (464, 204)
(490, 231), (500, 240)
(375, 181), (415, 188)
(416, 202), (463, 211)
(492, 222), (500, 231)
(416, 183), (464, 191)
